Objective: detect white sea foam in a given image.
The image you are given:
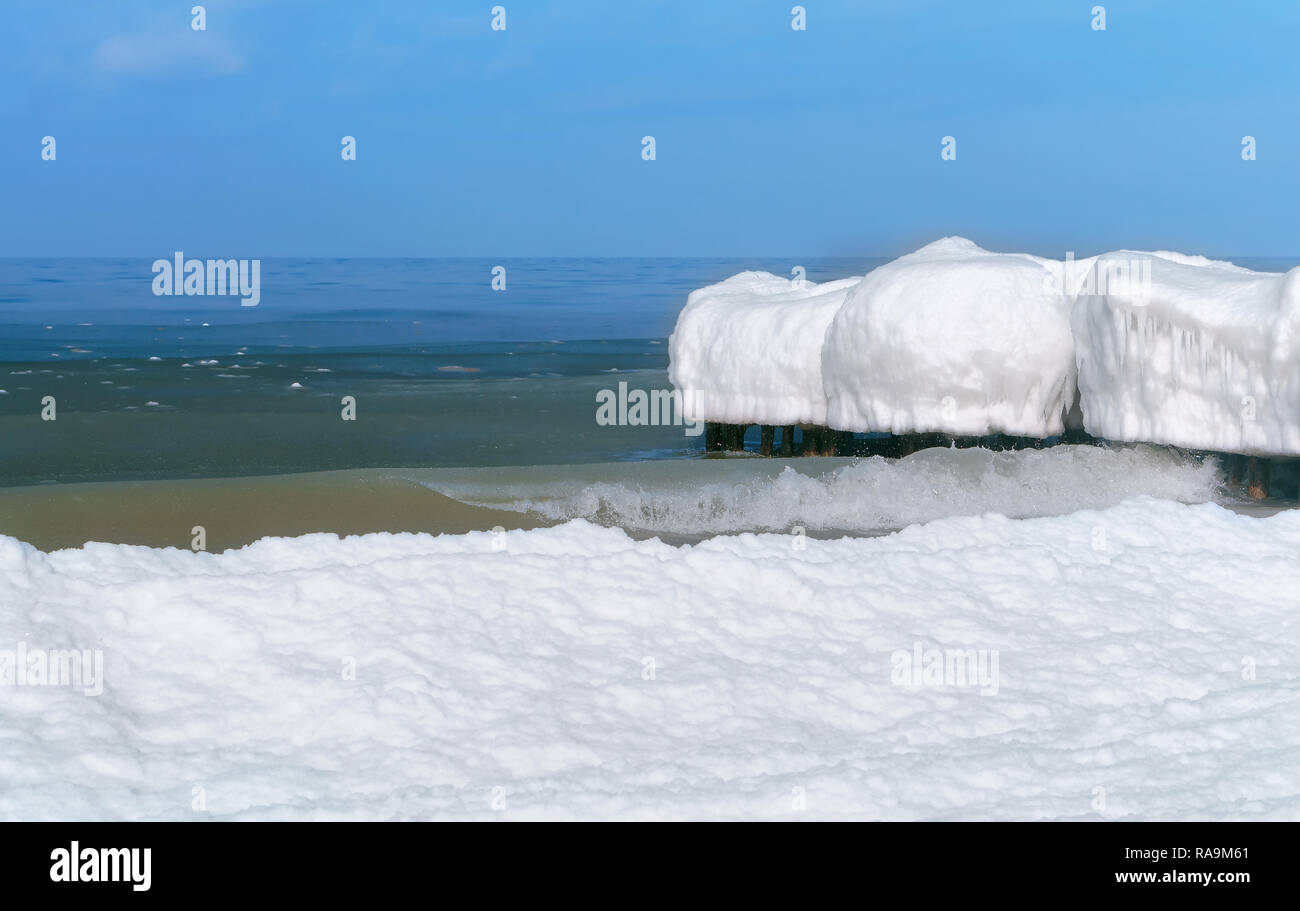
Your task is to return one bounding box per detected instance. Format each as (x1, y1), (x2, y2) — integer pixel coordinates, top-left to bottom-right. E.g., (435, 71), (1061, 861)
(430, 445), (1221, 534)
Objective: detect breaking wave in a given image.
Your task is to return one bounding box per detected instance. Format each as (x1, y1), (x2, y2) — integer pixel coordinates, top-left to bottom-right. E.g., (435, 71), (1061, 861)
(430, 444), (1223, 535)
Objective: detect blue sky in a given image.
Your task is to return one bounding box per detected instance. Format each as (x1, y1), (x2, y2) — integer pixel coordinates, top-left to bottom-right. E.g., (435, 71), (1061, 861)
(3, 0), (1298, 257)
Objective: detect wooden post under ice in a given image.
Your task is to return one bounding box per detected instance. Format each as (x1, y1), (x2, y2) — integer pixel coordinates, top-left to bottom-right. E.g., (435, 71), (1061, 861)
(704, 422), (723, 452)
(1247, 457), (1270, 500)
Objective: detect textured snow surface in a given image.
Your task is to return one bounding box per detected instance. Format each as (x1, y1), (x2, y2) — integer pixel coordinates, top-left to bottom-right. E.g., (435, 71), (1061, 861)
(3, 497), (1298, 820)
(668, 271), (859, 425)
(824, 237), (1077, 437)
(1073, 251), (1300, 454)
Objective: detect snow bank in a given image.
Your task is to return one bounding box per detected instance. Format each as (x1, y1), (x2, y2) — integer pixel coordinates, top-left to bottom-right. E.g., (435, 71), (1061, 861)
(667, 272), (858, 425)
(1072, 251), (1300, 454)
(3, 497), (1298, 820)
(823, 237), (1077, 437)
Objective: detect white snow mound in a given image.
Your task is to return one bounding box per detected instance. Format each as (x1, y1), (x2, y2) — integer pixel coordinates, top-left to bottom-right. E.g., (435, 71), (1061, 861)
(822, 237), (1077, 437)
(2, 498), (1299, 820)
(668, 271), (858, 426)
(1072, 251), (1300, 454)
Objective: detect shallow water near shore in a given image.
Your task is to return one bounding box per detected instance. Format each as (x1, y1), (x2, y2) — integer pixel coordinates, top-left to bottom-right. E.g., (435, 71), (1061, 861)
(2, 444), (1275, 553)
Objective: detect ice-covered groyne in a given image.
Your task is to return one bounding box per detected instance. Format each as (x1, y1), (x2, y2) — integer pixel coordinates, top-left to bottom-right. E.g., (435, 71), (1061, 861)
(667, 271), (859, 427)
(1073, 251), (1300, 456)
(823, 237), (1077, 438)
(667, 237), (1300, 466)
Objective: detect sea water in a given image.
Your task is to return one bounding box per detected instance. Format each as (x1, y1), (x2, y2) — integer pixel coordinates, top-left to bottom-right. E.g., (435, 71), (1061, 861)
(0, 256), (889, 485)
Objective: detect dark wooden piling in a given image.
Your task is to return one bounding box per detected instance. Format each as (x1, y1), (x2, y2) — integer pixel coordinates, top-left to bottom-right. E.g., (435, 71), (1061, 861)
(1248, 456), (1271, 500)
(732, 423), (749, 451)
(780, 426), (794, 457)
(760, 425), (775, 457)
(704, 422), (724, 453)
(798, 425), (821, 456)
(704, 423), (756, 453)
(812, 429), (830, 457)
(1223, 453), (1246, 484)
(815, 428), (841, 457)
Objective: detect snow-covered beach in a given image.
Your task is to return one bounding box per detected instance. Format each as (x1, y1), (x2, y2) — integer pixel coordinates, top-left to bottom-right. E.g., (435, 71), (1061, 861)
(2, 494), (1297, 820)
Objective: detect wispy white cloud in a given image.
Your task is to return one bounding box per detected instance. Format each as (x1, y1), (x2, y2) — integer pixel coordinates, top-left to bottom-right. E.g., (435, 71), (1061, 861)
(92, 25), (245, 76)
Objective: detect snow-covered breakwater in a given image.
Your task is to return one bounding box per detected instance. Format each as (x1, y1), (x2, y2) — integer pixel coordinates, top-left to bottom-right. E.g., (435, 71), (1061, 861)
(669, 237), (1300, 459)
